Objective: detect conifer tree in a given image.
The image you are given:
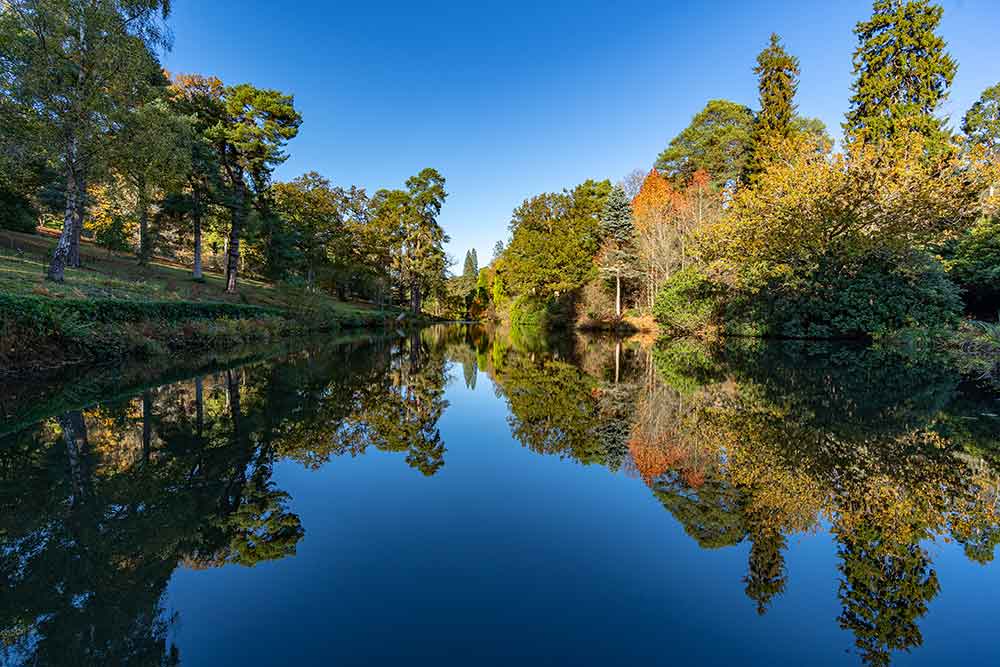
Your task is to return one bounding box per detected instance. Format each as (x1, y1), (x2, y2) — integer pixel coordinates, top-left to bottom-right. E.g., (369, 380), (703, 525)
(746, 34), (800, 178)
(599, 185), (637, 319)
(755, 34), (799, 140)
(845, 0), (956, 146)
(463, 249), (479, 278)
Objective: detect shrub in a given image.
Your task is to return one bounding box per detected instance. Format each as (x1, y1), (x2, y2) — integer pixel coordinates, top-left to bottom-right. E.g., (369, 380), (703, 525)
(0, 188), (38, 234)
(727, 249), (962, 339)
(653, 267), (723, 334)
(944, 216), (1000, 317)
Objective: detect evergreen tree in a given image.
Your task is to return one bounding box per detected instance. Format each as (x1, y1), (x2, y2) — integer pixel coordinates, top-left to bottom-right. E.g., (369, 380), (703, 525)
(963, 82), (1000, 153)
(492, 240), (505, 261)
(599, 185), (637, 318)
(754, 34), (799, 140)
(656, 100), (756, 188)
(463, 249), (479, 278)
(600, 184), (634, 244)
(746, 34), (800, 178)
(845, 0), (956, 146)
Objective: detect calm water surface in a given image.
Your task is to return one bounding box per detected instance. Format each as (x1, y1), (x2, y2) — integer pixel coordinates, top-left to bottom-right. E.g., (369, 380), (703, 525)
(2, 326), (1000, 665)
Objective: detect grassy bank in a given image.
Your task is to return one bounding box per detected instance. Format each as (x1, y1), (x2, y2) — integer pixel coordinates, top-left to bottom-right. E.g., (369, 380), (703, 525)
(0, 230), (405, 376)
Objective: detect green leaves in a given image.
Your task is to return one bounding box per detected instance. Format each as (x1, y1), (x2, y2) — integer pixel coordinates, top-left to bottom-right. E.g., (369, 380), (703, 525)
(656, 100), (755, 188)
(845, 0), (956, 146)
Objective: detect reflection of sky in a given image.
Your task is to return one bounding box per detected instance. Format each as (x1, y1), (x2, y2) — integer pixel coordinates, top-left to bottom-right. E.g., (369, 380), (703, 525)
(164, 364), (1000, 665)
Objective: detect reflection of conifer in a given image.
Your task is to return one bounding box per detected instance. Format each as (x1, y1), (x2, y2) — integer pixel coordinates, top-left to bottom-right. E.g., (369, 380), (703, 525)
(836, 523), (940, 667)
(743, 526), (788, 615)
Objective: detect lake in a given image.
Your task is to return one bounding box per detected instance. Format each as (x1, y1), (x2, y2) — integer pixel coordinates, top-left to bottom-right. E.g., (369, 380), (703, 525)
(2, 325), (1000, 666)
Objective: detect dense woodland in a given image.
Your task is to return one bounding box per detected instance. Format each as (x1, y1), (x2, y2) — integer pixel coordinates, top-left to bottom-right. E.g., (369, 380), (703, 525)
(0, 1), (450, 313)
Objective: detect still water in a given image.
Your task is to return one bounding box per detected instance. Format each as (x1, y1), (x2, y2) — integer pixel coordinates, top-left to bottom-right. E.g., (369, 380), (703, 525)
(2, 326), (1000, 666)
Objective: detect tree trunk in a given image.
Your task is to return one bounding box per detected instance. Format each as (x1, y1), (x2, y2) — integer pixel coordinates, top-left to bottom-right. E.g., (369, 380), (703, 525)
(68, 173), (85, 268)
(226, 192), (245, 293)
(59, 411), (90, 508)
(192, 188), (204, 281)
(48, 166), (79, 282)
(616, 272), (622, 319)
(410, 280), (421, 315)
(137, 179), (150, 264)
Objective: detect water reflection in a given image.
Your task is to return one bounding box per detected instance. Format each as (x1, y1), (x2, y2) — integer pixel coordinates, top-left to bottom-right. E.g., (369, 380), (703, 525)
(1, 326), (999, 665)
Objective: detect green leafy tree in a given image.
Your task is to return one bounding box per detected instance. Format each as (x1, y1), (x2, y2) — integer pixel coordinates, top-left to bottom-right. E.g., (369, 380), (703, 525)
(598, 185), (637, 318)
(206, 84), (302, 292)
(401, 168), (449, 314)
(963, 82), (1000, 153)
(111, 98), (195, 264)
(168, 74), (227, 281)
(0, 0), (172, 281)
(501, 180), (611, 301)
(746, 33), (800, 178)
(463, 249), (479, 279)
(656, 100), (756, 188)
(845, 0), (956, 147)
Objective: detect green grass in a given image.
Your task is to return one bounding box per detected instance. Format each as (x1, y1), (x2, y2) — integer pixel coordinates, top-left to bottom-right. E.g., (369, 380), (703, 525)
(0, 228), (390, 320)
(0, 228), (406, 376)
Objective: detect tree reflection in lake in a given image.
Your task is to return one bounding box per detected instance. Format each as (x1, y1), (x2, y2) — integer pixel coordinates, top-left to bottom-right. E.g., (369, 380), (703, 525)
(0, 333), (450, 665)
(1, 326), (999, 665)
(481, 331), (1000, 666)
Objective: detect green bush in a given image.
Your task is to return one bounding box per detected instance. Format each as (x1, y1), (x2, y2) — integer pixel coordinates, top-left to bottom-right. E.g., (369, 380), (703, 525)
(731, 250), (962, 339)
(0, 188), (38, 234)
(653, 267), (723, 334)
(655, 250), (962, 340)
(944, 216), (1000, 316)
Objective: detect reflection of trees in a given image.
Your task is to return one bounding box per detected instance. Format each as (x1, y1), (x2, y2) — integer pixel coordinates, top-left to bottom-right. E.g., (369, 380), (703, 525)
(481, 330), (1000, 664)
(644, 339), (1000, 663)
(0, 334), (453, 664)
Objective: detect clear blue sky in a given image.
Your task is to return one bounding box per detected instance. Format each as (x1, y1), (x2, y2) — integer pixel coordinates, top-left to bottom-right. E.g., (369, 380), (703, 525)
(161, 0), (1000, 270)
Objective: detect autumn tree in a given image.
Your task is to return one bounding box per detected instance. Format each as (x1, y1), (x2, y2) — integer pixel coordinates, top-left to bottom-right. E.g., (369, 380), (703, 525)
(845, 0), (956, 147)
(0, 0), (173, 281)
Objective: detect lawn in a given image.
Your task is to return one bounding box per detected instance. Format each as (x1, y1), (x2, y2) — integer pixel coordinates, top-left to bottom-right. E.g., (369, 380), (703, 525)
(0, 228), (385, 319)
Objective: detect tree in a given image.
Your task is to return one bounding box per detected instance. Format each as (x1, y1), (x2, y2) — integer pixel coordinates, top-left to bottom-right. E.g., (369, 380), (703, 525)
(400, 168), (449, 314)
(463, 249), (479, 279)
(206, 84), (302, 293)
(656, 100), (755, 189)
(169, 74), (227, 281)
(111, 98), (194, 264)
(845, 0), (956, 147)
(964, 83), (1000, 152)
(500, 180), (611, 300)
(746, 34), (800, 178)
(492, 240), (505, 261)
(0, 0), (173, 281)
(598, 185), (636, 318)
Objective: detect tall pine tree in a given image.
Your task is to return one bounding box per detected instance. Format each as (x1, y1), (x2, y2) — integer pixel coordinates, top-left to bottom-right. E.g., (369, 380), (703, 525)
(746, 34), (800, 179)
(845, 0), (956, 146)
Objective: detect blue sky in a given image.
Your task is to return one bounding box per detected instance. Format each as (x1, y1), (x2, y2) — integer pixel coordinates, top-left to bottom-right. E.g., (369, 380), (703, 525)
(161, 0), (1000, 270)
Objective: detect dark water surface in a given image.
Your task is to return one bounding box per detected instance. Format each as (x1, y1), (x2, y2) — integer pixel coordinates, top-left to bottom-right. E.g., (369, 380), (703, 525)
(2, 326), (1000, 666)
